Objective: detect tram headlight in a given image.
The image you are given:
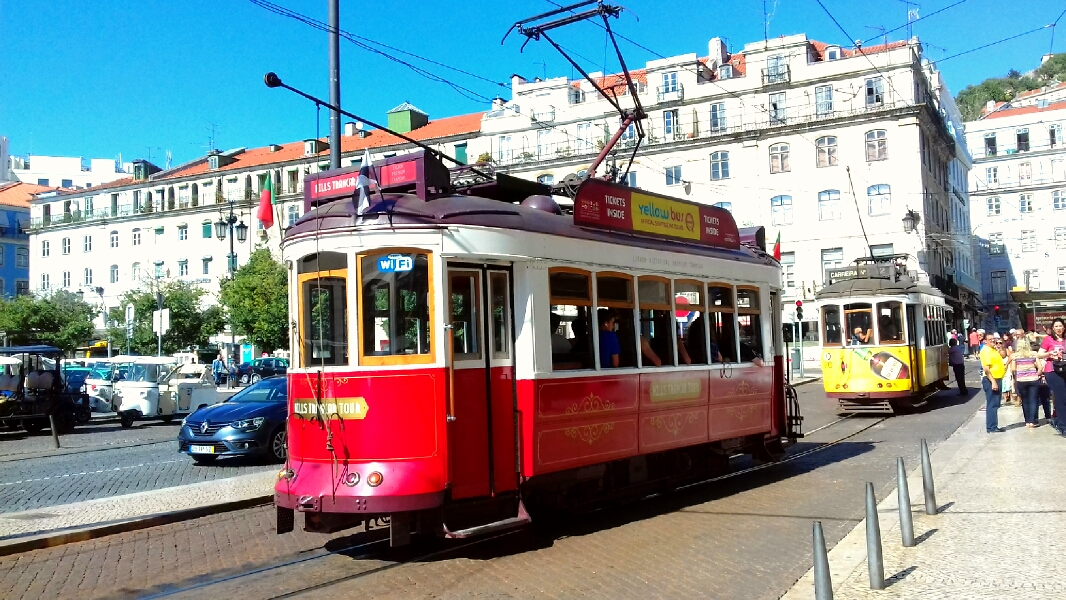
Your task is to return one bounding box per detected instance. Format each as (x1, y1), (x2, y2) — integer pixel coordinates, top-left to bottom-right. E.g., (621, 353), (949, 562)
(343, 472), (360, 487)
(367, 471), (383, 487)
(278, 468), (296, 481)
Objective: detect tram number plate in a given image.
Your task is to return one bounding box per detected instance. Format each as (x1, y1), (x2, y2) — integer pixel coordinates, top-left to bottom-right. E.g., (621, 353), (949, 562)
(190, 445), (214, 454)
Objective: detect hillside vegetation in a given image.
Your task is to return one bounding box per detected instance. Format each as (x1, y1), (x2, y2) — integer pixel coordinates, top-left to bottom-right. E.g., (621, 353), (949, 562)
(955, 54), (1066, 121)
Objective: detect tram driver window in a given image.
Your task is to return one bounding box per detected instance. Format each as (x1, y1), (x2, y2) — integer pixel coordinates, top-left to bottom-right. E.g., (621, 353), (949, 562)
(737, 288), (764, 364)
(596, 274), (637, 368)
(845, 303), (874, 345)
(822, 305), (842, 346)
(638, 277), (677, 366)
(708, 285), (736, 362)
(548, 270), (593, 370)
(361, 252), (431, 359)
(876, 301), (905, 344)
(449, 271), (481, 360)
(298, 251), (349, 367)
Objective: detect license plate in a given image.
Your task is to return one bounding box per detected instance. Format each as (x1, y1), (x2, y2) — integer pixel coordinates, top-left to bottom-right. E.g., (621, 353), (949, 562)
(190, 445), (215, 454)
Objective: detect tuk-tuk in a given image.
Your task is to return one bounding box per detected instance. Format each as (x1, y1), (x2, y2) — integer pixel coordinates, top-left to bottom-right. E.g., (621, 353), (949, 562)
(0, 346), (90, 434)
(84, 356), (134, 411)
(113, 357), (212, 427)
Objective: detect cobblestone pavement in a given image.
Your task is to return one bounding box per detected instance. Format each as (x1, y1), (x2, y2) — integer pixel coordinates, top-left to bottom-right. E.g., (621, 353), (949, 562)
(787, 404), (1066, 600)
(0, 366), (987, 599)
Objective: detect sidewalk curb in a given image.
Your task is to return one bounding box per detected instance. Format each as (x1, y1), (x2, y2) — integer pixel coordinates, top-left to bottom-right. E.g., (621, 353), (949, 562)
(792, 377), (822, 387)
(0, 494), (273, 557)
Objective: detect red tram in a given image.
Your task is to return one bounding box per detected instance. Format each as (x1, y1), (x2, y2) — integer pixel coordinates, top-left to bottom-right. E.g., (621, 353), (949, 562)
(275, 153), (802, 545)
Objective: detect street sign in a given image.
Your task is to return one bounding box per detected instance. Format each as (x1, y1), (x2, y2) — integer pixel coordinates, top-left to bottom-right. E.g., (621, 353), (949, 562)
(125, 303), (135, 323)
(153, 308), (171, 335)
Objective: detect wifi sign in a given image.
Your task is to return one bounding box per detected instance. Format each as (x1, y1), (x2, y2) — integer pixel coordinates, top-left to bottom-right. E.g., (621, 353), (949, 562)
(378, 254), (414, 273)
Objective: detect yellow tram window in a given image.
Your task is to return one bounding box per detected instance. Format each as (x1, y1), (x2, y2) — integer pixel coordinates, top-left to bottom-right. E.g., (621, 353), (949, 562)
(822, 305), (842, 346)
(360, 252), (431, 359)
(297, 252), (349, 367)
(876, 301), (905, 344)
(596, 273), (637, 368)
(549, 269), (593, 371)
(736, 288), (763, 363)
(676, 281), (708, 365)
(638, 277), (674, 367)
(845, 303), (874, 345)
(708, 285), (737, 362)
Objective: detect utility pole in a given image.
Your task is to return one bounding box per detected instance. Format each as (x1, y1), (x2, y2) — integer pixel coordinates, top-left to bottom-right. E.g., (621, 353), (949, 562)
(328, 0), (341, 170)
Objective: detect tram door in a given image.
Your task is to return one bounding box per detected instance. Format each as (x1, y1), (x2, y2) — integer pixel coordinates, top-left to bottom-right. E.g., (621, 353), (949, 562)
(906, 304), (922, 390)
(446, 266), (518, 500)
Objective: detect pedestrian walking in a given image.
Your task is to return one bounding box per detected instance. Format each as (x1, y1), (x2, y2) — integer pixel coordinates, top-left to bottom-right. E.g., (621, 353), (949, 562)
(211, 354), (224, 386)
(980, 331), (1006, 433)
(968, 328), (980, 359)
(1037, 318), (1066, 435)
(1013, 340), (1042, 428)
(227, 358), (237, 389)
(948, 338), (967, 396)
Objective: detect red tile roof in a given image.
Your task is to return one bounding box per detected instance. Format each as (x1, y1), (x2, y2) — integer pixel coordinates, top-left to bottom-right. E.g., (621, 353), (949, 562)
(1012, 81), (1066, 100)
(809, 39), (908, 61)
(0, 182), (57, 208)
(983, 101), (1066, 120)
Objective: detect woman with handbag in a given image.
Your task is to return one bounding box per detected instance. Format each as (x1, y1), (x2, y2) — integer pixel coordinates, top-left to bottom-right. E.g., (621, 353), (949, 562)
(1013, 340), (1042, 428)
(1037, 318), (1066, 435)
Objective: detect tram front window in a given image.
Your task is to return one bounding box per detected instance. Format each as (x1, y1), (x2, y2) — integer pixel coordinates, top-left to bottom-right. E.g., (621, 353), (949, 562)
(845, 303), (874, 345)
(737, 288), (763, 363)
(877, 301), (905, 344)
(361, 252), (430, 358)
(298, 252), (349, 367)
(822, 306), (842, 346)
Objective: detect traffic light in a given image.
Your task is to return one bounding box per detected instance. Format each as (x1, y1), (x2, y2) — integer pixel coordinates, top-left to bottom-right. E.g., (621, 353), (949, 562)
(795, 300), (804, 321)
(994, 305), (1001, 318)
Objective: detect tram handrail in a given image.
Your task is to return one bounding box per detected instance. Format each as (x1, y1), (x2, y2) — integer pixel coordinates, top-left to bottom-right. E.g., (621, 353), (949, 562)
(446, 326), (456, 423)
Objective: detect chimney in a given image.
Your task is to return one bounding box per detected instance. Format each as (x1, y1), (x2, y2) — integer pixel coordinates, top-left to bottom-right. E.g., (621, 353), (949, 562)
(268, 144), (283, 152)
(985, 99), (996, 114)
(343, 122), (357, 137)
(492, 96), (506, 110)
(1042, 53), (1054, 65)
(708, 37), (728, 69)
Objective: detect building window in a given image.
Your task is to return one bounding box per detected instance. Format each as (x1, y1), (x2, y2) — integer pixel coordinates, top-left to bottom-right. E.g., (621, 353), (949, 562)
(780, 252), (796, 288)
(110, 264), (119, 283)
(771, 195), (793, 225)
(1055, 190), (1066, 210)
(178, 225), (188, 240)
(867, 184), (892, 216)
(178, 260), (189, 277)
(61, 237), (70, 255)
(1052, 125), (1061, 149)
(61, 178), (73, 188)
(825, 45), (840, 60)
(818, 190), (841, 220)
(766, 54), (787, 83)
(719, 64), (733, 79)
(871, 243), (894, 257)
(1019, 194), (1034, 213)
(38, 178), (49, 186)
(287, 205), (300, 226)
(1056, 227), (1066, 249)
(989, 232), (1004, 255)
(663, 110), (679, 138)
(991, 270), (1007, 297)
(15, 247), (28, 268)
(984, 134), (997, 157)
(865, 77), (884, 107)
(202, 221), (213, 238)
(1022, 229), (1037, 252)
(815, 85), (833, 115)
(576, 122), (592, 150)
(110, 230), (119, 248)
(202, 258), (211, 275)
(497, 135), (512, 162)
(1019, 162), (1032, 185)
(623, 171), (638, 188)
(62, 271), (70, 288)
(15, 280), (29, 296)
(132, 262), (141, 281)
(987, 196), (1001, 216)
(41, 273), (50, 290)
(132, 229), (141, 246)
(662, 71), (678, 93)
(816, 136), (838, 167)
(84, 268), (93, 286)
(665, 166), (682, 186)
(536, 129), (549, 158)
(537, 174), (554, 185)
(710, 151), (730, 180)
(821, 248), (844, 281)
(1017, 128), (1030, 152)
(41, 240), (50, 257)
(83, 235), (92, 253)
(710, 102), (727, 132)
(986, 167), (998, 184)
(769, 143), (790, 173)
(154, 262), (164, 278)
(769, 92), (786, 124)
(865, 130), (888, 161)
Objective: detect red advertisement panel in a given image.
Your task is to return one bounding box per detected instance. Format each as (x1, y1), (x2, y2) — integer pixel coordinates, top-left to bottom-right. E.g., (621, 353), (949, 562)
(573, 179), (740, 250)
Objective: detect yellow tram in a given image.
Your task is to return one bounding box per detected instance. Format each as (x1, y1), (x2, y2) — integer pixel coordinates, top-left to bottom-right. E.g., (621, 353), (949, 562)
(817, 259), (950, 413)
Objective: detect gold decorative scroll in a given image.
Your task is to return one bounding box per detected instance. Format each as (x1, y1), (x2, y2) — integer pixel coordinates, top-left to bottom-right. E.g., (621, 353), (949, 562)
(564, 422), (615, 445)
(565, 393), (616, 415)
(650, 412), (699, 436)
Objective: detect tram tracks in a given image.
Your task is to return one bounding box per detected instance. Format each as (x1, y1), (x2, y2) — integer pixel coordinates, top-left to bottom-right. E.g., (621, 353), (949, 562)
(142, 410), (890, 599)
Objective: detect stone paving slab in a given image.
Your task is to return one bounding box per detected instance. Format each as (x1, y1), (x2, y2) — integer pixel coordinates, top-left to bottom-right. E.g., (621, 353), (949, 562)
(0, 468), (275, 542)
(782, 404), (1066, 599)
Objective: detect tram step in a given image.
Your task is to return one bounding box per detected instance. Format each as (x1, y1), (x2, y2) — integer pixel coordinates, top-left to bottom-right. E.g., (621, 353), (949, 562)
(443, 500), (531, 539)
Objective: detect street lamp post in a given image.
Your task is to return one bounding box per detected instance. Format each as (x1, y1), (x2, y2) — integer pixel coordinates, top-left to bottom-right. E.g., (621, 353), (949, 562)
(214, 198), (248, 365)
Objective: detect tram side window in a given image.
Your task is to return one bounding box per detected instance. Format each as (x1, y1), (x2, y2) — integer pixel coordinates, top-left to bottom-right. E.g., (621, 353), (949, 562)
(449, 271), (481, 360)
(822, 305), (842, 346)
(677, 281), (708, 365)
(549, 270), (593, 370)
(737, 288), (763, 363)
(638, 277), (676, 366)
(708, 285), (736, 362)
(298, 251), (349, 367)
(845, 303), (874, 345)
(361, 253), (431, 358)
(877, 301), (905, 344)
(596, 273), (637, 368)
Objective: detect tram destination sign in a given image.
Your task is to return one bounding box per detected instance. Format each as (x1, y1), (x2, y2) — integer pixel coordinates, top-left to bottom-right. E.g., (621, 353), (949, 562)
(573, 179), (740, 250)
(825, 264), (896, 285)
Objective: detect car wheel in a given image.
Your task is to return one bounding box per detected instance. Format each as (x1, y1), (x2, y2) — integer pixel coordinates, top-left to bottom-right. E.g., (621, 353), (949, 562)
(119, 412), (136, 429)
(192, 455), (218, 465)
(251, 374), (262, 384)
(75, 405), (92, 424)
(240, 374), (250, 385)
(270, 427), (287, 462)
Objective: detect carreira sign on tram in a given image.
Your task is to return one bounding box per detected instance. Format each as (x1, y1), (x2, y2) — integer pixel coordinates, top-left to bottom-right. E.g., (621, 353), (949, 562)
(573, 179), (740, 250)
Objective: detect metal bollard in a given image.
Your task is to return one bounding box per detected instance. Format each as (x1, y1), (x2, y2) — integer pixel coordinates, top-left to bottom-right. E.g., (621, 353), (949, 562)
(813, 521), (833, 600)
(48, 414), (61, 449)
(921, 439), (937, 515)
(897, 457), (915, 547)
(865, 482), (885, 589)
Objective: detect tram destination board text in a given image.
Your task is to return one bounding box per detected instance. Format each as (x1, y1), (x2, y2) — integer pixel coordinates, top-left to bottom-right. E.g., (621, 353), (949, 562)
(573, 179), (740, 250)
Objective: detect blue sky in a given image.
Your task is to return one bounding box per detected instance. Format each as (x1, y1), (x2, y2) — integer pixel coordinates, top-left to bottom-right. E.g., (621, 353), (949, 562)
(0, 0), (1062, 165)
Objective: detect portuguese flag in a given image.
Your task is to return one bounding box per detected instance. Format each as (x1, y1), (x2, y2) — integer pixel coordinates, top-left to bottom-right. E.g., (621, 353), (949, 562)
(258, 175), (275, 229)
(772, 231), (781, 261)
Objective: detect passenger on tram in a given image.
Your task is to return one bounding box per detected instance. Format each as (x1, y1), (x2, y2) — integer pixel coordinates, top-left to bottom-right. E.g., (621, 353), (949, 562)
(640, 337), (662, 366)
(851, 327), (873, 345)
(597, 308), (621, 368)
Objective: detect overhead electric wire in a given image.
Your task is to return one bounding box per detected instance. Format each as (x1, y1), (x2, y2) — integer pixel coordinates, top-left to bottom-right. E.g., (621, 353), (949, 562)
(880, 0), (970, 39)
(938, 23), (1054, 63)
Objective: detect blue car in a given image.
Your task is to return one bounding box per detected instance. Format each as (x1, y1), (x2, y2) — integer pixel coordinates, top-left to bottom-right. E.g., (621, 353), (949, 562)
(178, 376), (287, 465)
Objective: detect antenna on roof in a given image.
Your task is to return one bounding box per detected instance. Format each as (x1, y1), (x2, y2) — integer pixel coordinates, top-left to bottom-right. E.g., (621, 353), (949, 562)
(865, 25), (887, 49)
(203, 120), (221, 154)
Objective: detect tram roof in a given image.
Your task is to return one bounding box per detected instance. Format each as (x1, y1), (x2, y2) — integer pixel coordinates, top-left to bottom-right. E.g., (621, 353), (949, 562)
(816, 274), (943, 300)
(284, 193), (774, 266)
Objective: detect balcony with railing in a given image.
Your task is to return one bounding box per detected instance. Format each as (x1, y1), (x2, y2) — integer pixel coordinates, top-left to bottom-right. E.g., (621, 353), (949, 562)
(761, 65), (791, 86)
(530, 108), (556, 124)
(0, 224), (29, 239)
(656, 83), (684, 103)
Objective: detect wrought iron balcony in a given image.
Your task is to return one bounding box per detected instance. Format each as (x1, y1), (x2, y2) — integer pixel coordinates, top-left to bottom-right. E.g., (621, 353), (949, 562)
(656, 83), (684, 103)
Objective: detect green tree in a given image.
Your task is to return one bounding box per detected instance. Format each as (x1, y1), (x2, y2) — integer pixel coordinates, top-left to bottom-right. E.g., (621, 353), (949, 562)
(107, 281), (222, 355)
(0, 291), (97, 353)
(956, 54), (1066, 121)
(218, 248), (289, 353)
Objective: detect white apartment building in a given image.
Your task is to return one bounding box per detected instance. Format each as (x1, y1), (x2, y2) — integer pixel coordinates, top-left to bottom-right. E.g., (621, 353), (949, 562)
(966, 99), (1066, 330)
(467, 33), (978, 328)
(27, 106), (482, 342)
(8, 153), (133, 190)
